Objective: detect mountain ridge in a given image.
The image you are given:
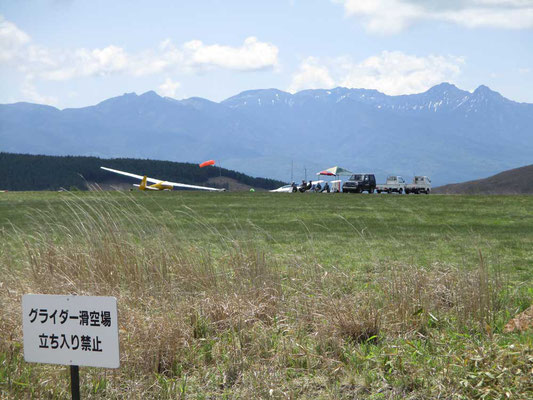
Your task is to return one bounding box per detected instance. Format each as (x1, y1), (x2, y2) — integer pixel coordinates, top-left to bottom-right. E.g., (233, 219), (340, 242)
(1, 83), (532, 185)
(434, 164), (533, 194)
(6, 83), (527, 111)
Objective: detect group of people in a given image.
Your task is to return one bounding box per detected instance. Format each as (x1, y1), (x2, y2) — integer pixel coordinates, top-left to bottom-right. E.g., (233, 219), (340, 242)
(291, 180), (330, 193)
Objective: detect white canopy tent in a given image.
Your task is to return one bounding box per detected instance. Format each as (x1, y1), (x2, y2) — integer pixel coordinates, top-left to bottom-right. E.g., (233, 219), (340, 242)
(316, 166), (354, 192)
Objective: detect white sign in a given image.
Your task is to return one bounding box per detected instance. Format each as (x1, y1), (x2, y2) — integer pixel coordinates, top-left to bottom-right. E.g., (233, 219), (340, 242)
(22, 294), (119, 368)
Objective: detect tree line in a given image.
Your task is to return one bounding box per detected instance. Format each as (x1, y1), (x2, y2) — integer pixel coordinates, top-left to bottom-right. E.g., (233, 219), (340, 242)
(0, 153), (285, 191)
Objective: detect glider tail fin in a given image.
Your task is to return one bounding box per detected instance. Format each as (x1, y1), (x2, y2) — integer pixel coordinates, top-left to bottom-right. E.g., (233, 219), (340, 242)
(139, 175), (148, 190)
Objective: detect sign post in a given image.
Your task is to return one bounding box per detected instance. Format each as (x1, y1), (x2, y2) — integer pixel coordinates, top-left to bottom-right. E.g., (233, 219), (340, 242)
(70, 365), (80, 400)
(22, 294), (120, 399)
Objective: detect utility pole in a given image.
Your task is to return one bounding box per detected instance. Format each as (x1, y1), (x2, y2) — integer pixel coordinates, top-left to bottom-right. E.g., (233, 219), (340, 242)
(304, 167), (307, 182)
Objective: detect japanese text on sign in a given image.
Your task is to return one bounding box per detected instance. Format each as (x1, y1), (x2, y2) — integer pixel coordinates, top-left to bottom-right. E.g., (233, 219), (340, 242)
(22, 294), (119, 368)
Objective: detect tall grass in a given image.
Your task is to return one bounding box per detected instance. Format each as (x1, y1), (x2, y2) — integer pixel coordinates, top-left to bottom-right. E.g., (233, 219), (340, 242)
(0, 191), (530, 399)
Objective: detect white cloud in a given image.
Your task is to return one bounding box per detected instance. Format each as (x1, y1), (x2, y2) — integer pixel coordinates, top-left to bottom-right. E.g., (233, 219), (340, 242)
(440, 6), (533, 29)
(183, 36), (279, 71)
(337, 0), (533, 33)
(339, 0), (422, 34)
(0, 15), (279, 103)
(40, 45), (130, 80)
(288, 51), (464, 95)
(158, 77), (181, 97)
(128, 40), (183, 76)
(21, 79), (58, 105)
(340, 51), (464, 95)
(0, 15), (31, 62)
(29, 37), (279, 81)
(288, 57), (335, 93)
(25, 44), (55, 66)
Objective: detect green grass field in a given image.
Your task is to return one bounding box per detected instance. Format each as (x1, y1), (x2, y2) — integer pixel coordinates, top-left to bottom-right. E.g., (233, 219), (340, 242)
(1, 191), (532, 399)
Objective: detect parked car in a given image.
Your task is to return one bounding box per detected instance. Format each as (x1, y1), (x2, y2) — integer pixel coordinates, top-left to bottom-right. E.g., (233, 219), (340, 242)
(342, 174), (376, 193)
(376, 176), (406, 194)
(405, 176), (431, 194)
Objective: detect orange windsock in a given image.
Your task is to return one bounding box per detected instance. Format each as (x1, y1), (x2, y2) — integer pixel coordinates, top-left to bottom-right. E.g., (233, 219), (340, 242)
(199, 160), (216, 168)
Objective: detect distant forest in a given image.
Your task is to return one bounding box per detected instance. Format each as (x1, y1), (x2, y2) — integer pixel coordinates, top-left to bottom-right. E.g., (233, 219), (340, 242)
(0, 153), (285, 191)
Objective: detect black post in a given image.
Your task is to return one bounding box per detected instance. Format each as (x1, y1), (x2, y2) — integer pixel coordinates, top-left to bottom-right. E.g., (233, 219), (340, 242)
(70, 365), (80, 400)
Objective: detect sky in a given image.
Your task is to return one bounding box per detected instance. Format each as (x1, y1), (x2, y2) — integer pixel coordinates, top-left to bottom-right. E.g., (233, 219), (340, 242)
(1, 0), (532, 108)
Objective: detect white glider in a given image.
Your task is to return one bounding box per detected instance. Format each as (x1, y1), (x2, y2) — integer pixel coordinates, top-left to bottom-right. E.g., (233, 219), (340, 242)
(100, 166), (224, 192)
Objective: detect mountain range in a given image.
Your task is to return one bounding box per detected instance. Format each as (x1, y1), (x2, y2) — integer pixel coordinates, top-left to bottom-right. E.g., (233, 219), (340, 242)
(1, 83), (532, 185)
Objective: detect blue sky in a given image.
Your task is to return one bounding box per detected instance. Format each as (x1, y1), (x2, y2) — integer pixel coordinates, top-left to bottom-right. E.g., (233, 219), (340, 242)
(1, 0), (532, 108)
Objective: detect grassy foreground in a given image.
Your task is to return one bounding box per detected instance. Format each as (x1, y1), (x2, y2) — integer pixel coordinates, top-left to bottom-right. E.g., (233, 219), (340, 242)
(0, 191), (532, 399)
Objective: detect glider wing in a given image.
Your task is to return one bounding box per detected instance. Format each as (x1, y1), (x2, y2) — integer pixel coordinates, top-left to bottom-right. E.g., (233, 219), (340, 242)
(100, 166), (224, 191)
(155, 179), (223, 191)
(101, 166), (145, 180)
